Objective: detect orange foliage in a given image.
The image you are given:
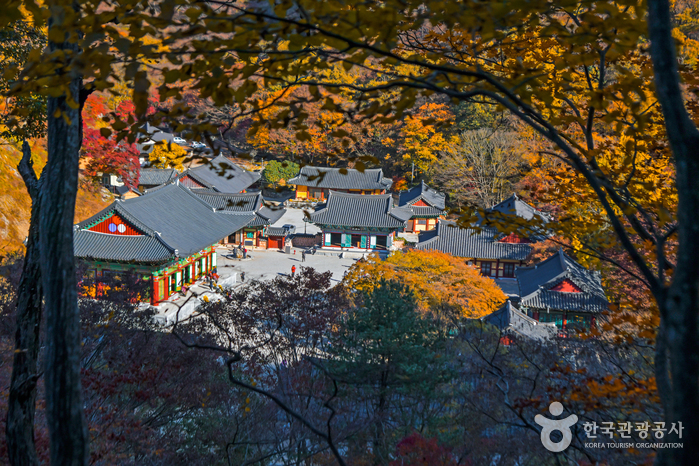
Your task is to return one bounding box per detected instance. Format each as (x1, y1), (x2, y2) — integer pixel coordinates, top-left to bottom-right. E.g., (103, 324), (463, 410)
(399, 103), (455, 175)
(0, 138), (111, 255)
(342, 249), (506, 320)
(247, 86), (397, 161)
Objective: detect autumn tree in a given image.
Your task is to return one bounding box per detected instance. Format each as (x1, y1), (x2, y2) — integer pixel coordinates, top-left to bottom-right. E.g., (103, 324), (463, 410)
(0, 20), (45, 141)
(343, 250), (505, 324)
(432, 129), (526, 208)
(147, 142), (187, 170)
(247, 86), (392, 170)
(398, 102), (455, 180)
(261, 159), (299, 189)
(81, 96), (140, 188)
(172, 268), (352, 465)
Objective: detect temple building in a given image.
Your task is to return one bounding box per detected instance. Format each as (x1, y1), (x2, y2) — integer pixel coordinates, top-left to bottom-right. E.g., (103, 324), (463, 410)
(481, 193), (551, 243)
(74, 183), (255, 304)
(288, 166), (392, 201)
(176, 155), (261, 193)
(309, 191), (412, 251)
(482, 300), (558, 341)
(192, 191), (286, 248)
(515, 250), (608, 330)
(138, 168), (179, 191)
(415, 220), (533, 278)
(397, 181), (446, 232)
(264, 225), (296, 250)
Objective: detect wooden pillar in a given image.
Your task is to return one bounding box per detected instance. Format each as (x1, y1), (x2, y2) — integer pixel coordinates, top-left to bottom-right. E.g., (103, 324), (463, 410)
(151, 277), (159, 305)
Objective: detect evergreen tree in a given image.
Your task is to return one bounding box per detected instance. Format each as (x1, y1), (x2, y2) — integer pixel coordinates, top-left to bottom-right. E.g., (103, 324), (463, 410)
(329, 280), (449, 465)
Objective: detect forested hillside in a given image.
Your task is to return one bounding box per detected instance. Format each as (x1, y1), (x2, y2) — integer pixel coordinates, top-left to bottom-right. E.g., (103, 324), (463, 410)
(0, 140), (110, 255)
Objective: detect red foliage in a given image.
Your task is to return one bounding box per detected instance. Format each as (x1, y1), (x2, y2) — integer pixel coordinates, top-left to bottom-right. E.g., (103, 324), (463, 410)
(390, 432), (459, 466)
(82, 97), (140, 189)
(82, 128), (140, 189)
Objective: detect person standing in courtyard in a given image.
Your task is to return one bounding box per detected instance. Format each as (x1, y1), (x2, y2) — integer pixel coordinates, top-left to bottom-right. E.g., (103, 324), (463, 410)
(243, 247), (247, 259)
(241, 272), (246, 282)
(302, 250), (306, 262)
(291, 265), (296, 277)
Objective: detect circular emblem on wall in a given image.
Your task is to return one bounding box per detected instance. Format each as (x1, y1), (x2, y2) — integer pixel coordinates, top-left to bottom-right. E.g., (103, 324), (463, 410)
(108, 223), (117, 232)
(117, 224), (126, 233)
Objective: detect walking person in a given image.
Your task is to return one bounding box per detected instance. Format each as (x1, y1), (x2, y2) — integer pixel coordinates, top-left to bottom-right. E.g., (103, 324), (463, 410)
(241, 271), (246, 282)
(291, 265), (296, 277)
(243, 247), (247, 259)
(302, 250), (306, 262)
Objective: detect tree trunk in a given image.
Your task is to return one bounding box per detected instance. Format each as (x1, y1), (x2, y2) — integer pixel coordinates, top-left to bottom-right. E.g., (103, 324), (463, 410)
(6, 142), (43, 466)
(40, 10), (88, 466)
(647, 1), (699, 464)
(373, 372), (388, 466)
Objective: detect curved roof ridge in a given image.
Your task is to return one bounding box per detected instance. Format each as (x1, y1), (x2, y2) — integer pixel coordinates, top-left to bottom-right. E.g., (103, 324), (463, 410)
(327, 190), (392, 199)
(150, 229), (177, 254)
(174, 183), (219, 211)
(289, 166), (392, 190)
(76, 200), (158, 238)
(489, 193), (551, 222)
(76, 204), (117, 229)
(182, 169), (213, 189)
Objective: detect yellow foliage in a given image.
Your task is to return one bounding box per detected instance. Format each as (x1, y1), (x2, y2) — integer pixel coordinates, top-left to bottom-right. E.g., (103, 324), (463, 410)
(0, 138), (110, 255)
(148, 142), (187, 170)
(400, 103), (456, 175)
(342, 249), (506, 320)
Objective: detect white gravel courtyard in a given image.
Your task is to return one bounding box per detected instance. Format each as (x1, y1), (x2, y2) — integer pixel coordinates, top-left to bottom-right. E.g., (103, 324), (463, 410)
(269, 205), (321, 235)
(216, 247), (358, 283)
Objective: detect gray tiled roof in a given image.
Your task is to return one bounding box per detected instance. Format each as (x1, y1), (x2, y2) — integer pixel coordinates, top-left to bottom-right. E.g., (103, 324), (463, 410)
(246, 206), (287, 227)
(74, 231), (173, 263)
(288, 166), (393, 190)
(74, 184), (255, 264)
(139, 168), (179, 187)
(516, 249), (608, 313)
(408, 205), (444, 217)
(193, 191), (263, 212)
(482, 301), (558, 341)
(488, 194), (550, 222)
(266, 225), (296, 236)
(398, 181), (446, 210)
(310, 192), (410, 229)
(178, 155), (261, 193)
(493, 278), (520, 297)
(477, 194), (551, 241)
(415, 221), (533, 261)
(138, 168), (179, 187)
